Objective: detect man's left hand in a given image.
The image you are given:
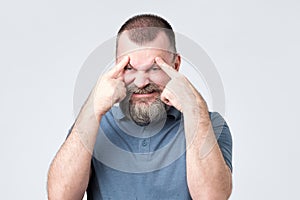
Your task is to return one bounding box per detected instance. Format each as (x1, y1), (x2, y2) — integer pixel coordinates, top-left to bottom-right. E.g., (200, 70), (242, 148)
(155, 57), (207, 113)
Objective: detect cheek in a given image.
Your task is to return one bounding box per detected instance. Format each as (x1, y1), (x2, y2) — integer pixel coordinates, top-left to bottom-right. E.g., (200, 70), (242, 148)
(149, 72), (170, 87)
(123, 73), (135, 85)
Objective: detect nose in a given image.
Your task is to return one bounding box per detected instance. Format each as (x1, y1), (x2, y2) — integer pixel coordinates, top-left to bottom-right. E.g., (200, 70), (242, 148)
(133, 71), (150, 88)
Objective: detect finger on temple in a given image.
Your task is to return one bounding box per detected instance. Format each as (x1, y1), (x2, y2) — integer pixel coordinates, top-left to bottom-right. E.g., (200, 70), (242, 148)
(155, 57), (178, 78)
(108, 56), (130, 78)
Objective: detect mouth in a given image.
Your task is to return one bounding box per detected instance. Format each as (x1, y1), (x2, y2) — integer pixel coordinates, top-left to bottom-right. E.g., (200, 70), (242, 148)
(132, 91), (159, 98)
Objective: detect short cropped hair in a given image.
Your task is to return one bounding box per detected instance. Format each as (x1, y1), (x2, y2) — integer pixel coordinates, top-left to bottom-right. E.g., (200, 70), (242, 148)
(116, 14), (177, 54)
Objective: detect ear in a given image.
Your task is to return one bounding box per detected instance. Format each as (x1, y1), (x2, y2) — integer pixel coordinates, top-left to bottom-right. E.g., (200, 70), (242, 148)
(174, 54), (181, 71)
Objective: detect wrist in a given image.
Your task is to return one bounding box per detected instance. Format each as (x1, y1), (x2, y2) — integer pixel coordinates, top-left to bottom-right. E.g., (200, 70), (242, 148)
(80, 99), (103, 123)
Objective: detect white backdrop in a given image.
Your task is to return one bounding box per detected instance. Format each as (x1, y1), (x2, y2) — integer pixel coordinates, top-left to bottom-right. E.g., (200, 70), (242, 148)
(0, 0), (299, 199)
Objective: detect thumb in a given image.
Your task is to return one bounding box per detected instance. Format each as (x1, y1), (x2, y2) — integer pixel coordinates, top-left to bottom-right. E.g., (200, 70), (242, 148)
(161, 88), (183, 112)
(160, 89), (173, 106)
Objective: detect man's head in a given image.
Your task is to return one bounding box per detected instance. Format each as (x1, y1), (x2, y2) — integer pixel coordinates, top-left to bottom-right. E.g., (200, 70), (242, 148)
(117, 14), (181, 126)
(116, 14), (177, 55)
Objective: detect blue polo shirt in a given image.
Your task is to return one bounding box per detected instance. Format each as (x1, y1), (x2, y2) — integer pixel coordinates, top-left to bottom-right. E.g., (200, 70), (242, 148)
(86, 106), (232, 200)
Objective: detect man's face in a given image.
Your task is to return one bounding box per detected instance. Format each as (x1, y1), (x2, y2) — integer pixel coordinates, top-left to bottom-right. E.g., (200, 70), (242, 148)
(117, 31), (180, 125)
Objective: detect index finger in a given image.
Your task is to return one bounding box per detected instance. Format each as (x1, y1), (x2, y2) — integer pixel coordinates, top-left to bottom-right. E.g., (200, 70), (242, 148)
(108, 56), (130, 78)
(155, 57), (180, 78)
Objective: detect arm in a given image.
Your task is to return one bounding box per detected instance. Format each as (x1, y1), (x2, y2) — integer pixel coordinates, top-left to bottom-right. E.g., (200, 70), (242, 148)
(47, 56), (129, 200)
(156, 57), (232, 200)
(183, 99), (232, 200)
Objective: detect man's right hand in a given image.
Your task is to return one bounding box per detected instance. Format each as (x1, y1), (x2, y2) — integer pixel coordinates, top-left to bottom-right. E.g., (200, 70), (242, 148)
(46, 57), (130, 200)
(90, 56), (130, 119)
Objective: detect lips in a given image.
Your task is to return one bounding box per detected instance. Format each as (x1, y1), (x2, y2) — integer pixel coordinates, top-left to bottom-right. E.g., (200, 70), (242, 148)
(127, 83), (161, 99)
(133, 90), (156, 94)
(132, 91), (158, 97)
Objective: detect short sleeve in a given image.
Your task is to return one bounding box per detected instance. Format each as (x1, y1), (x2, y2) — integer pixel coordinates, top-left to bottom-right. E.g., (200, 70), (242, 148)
(66, 122), (75, 139)
(210, 112), (233, 172)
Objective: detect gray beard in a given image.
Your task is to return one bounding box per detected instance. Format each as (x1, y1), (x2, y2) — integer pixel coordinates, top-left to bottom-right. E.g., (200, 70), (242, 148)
(129, 97), (166, 126)
(119, 88), (167, 126)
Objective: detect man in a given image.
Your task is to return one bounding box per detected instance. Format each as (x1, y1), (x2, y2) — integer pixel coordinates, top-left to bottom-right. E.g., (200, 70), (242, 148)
(48, 14), (233, 200)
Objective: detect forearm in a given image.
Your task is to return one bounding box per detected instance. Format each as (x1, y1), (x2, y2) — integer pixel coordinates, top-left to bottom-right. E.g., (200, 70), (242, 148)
(47, 99), (101, 200)
(184, 106), (232, 200)
(155, 57), (232, 199)
(47, 56), (129, 199)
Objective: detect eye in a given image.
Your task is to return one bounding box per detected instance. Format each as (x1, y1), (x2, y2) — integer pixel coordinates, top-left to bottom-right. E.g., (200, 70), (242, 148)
(124, 65), (133, 71)
(151, 64), (161, 71)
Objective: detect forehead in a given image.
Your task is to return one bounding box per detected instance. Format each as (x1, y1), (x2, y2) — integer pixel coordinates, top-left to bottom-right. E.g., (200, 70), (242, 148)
(128, 49), (172, 68)
(117, 31), (172, 57)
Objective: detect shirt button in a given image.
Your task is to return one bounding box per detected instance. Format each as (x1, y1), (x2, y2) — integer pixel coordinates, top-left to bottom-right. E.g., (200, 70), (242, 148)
(142, 140), (148, 146)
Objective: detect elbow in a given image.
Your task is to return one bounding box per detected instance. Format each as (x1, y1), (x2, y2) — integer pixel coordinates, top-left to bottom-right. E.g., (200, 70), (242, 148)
(47, 171), (85, 200)
(190, 173), (233, 200)
(191, 187), (232, 200)
(47, 175), (64, 200)
(47, 182), (85, 200)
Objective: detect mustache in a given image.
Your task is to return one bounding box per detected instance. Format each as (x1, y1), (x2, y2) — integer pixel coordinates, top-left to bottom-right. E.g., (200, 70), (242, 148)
(127, 83), (161, 95)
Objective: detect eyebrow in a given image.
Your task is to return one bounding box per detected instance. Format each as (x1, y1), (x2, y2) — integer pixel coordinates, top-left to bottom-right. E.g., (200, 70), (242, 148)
(127, 60), (157, 70)
(126, 63), (136, 69)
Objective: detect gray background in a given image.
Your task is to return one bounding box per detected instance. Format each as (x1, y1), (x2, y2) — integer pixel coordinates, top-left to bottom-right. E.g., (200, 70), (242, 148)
(0, 0), (299, 199)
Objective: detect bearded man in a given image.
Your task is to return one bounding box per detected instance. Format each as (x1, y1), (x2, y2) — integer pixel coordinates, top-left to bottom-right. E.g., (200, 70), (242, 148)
(48, 14), (233, 200)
